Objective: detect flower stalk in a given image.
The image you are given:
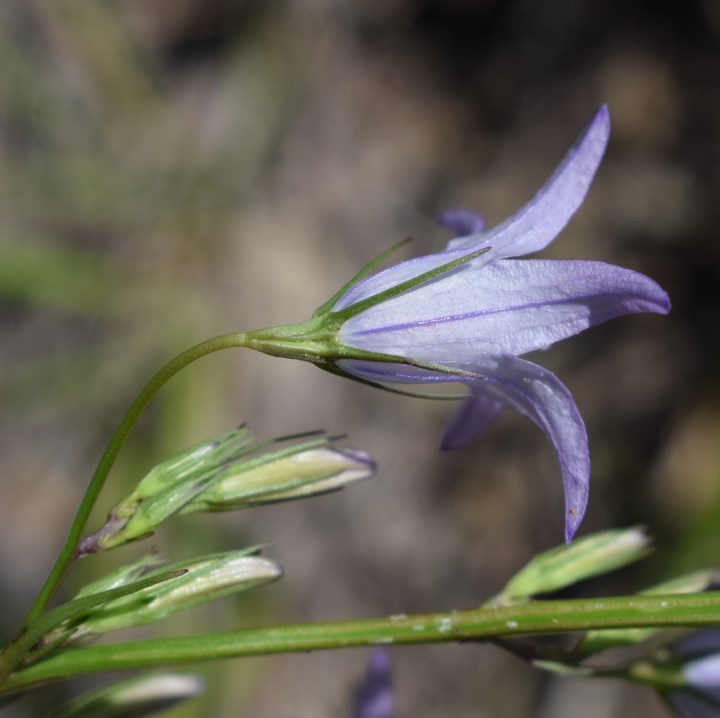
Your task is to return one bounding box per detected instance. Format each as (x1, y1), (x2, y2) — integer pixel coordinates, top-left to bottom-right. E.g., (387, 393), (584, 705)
(22, 332), (253, 626)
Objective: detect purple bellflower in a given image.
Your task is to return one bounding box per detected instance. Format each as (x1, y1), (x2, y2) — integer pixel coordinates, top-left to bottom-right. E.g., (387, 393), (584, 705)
(290, 649), (393, 718)
(662, 630), (720, 718)
(245, 106), (670, 541)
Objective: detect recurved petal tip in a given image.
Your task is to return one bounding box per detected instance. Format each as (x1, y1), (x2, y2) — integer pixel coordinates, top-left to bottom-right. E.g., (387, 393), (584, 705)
(439, 357), (590, 543)
(446, 105), (612, 260)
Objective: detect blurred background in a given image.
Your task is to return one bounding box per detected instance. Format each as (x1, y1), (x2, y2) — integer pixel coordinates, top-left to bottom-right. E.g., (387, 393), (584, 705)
(0, 0), (718, 716)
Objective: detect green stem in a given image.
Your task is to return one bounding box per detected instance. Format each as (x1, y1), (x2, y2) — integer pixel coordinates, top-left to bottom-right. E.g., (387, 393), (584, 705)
(5, 592), (720, 695)
(22, 333), (252, 626)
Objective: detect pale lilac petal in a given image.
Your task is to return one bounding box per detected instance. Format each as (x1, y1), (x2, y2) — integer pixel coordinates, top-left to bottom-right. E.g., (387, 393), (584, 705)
(687, 656), (720, 688)
(332, 247), (471, 312)
(336, 359), (464, 386)
(353, 648), (394, 718)
(440, 357), (589, 543)
(441, 395), (503, 450)
(339, 259), (670, 360)
(334, 108), (609, 312)
(338, 356), (589, 542)
(447, 106), (610, 260)
(437, 208), (486, 235)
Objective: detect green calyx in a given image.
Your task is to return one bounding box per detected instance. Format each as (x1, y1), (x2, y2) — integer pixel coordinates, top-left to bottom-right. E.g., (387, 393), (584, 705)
(244, 244), (490, 379)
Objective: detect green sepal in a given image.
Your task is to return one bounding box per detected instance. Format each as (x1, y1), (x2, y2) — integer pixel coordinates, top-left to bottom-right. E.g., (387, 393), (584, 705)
(74, 549), (281, 636)
(181, 438), (373, 513)
(312, 237), (412, 318)
(329, 246), (490, 322)
(112, 426), (254, 520)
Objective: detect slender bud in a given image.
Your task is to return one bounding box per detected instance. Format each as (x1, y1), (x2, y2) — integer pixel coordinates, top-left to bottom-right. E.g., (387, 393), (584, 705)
(183, 444), (375, 512)
(74, 550), (282, 635)
(79, 427), (374, 553)
(498, 527), (651, 603)
(50, 673), (204, 718)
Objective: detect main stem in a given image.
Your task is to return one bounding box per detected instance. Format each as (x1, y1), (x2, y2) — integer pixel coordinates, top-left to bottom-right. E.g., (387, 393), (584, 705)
(4, 592), (720, 695)
(22, 332), (252, 626)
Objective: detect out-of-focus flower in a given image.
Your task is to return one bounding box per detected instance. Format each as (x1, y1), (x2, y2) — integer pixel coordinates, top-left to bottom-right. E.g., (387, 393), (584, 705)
(662, 630), (720, 717)
(246, 106), (670, 541)
(353, 649), (394, 718)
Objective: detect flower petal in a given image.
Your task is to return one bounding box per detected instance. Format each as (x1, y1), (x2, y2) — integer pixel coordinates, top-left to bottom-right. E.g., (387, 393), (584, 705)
(339, 258), (670, 361)
(440, 394), (503, 450)
(441, 357), (589, 543)
(447, 105), (610, 260)
(334, 107), (610, 313)
(437, 208), (486, 235)
(338, 356), (589, 541)
(332, 247), (472, 312)
(353, 648), (394, 718)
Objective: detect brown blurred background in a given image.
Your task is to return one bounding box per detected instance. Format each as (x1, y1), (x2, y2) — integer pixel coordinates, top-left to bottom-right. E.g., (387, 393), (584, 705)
(0, 1), (718, 716)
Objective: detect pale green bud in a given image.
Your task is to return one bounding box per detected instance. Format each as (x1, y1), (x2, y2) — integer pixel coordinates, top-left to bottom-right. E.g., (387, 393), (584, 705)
(50, 673), (204, 718)
(76, 550), (282, 635)
(497, 527), (651, 603)
(183, 444), (375, 512)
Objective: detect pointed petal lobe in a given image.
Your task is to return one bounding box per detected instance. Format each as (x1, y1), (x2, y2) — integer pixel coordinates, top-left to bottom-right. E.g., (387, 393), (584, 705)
(440, 356), (590, 542)
(447, 105), (611, 259)
(338, 356), (590, 541)
(339, 258), (670, 360)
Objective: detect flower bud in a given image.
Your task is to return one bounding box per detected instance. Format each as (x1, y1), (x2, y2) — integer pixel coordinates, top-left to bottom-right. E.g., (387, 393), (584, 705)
(75, 549), (282, 635)
(183, 444), (375, 513)
(80, 428), (374, 553)
(497, 527), (651, 603)
(51, 673), (204, 718)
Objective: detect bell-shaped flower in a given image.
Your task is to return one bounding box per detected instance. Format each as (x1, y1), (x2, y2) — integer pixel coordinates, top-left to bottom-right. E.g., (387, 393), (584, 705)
(245, 106), (670, 541)
(624, 629), (720, 717)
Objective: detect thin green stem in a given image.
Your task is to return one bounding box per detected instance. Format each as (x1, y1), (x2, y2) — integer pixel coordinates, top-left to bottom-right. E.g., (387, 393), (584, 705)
(4, 592), (720, 695)
(0, 570), (186, 680)
(22, 333), (252, 626)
